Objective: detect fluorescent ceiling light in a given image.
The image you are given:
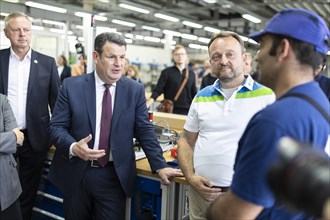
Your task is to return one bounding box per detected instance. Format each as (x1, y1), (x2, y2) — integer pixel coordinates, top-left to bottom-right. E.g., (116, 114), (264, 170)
(42, 19), (65, 26)
(125, 33), (134, 38)
(135, 35), (144, 40)
(0, 12), (9, 17)
(161, 39), (176, 45)
(189, 43), (201, 49)
(154, 13), (179, 22)
(181, 33), (198, 40)
(31, 25), (44, 31)
(125, 38), (133, 44)
(49, 28), (64, 34)
(201, 46), (208, 51)
(182, 21), (203, 29)
(98, 0), (109, 3)
(163, 30), (181, 37)
(76, 25), (83, 30)
(144, 36), (161, 43)
(242, 14), (261, 23)
(3, 0), (20, 3)
(74, 12), (107, 21)
(204, 26), (220, 33)
(198, 37), (210, 44)
(142, 25), (161, 32)
(67, 36), (77, 40)
(112, 19), (136, 27)
(189, 44), (208, 50)
(203, 0), (217, 3)
(119, 3), (150, 14)
(25, 1), (67, 13)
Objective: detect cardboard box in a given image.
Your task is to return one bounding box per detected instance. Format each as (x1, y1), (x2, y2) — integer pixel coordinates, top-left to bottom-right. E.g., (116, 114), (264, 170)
(153, 112), (186, 132)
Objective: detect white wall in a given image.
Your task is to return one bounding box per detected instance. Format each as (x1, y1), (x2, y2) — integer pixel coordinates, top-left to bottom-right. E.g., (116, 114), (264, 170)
(126, 44), (172, 67)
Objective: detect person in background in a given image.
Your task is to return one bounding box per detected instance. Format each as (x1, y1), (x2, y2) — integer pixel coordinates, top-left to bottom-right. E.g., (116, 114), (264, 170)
(126, 64), (142, 83)
(314, 64), (330, 102)
(57, 55), (71, 83)
(0, 94), (24, 220)
(198, 59), (212, 79)
(207, 8), (330, 220)
(190, 61), (201, 90)
(71, 54), (85, 76)
(200, 59), (217, 90)
(243, 52), (253, 74)
(122, 57), (130, 76)
(47, 32), (182, 219)
(0, 11), (60, 220)
(177, 31), (275, 220)
(147, 44), (197, 115)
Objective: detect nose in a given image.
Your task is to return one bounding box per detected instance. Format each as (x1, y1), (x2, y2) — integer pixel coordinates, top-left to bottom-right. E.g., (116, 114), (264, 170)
(219, 55), (229, 65)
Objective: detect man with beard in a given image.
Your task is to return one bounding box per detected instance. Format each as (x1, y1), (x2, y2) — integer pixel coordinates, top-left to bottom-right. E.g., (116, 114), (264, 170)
(177, 31), (275, 220)
(206, 8), (330, 220)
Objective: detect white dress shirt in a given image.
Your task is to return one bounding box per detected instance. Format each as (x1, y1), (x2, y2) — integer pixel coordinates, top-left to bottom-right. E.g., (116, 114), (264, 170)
(7, 47), (32, 129)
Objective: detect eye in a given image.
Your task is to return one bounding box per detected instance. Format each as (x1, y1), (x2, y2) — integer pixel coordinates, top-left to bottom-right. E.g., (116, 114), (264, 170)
(211, 54), (221, 62)
(226, 52), (235, 58)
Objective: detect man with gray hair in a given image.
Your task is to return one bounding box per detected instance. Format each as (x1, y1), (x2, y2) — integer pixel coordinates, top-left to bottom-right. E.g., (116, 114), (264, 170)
(0, 11), (60, 219)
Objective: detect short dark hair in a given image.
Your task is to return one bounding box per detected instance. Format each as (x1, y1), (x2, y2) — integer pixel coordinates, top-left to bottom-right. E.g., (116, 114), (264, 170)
(268, 34), (326, 72)
(208, 31), (245, 53)
(94, 32), (127, 54)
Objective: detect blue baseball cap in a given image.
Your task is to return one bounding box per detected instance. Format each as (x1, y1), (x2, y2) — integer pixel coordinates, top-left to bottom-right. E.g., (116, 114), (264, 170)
(249, 8), (330, 55)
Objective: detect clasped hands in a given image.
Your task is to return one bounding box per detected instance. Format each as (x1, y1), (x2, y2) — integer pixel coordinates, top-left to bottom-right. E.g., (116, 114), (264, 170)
(13, 127), (24, 146)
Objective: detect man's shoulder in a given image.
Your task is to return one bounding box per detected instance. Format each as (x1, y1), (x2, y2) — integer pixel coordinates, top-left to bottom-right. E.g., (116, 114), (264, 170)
(32, 50), (55, 61)
(0, 48), (10, 55)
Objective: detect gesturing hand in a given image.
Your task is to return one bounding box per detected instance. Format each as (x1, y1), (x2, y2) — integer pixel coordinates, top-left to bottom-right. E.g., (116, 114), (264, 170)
(72, 134), (106, 161)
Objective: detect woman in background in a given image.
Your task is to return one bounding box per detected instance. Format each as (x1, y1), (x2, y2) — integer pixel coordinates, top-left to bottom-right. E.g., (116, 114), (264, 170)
(0, 94), (24, 219)
(127, 65), (142, 83)
(57, 55), (71, 83)
(71, 54), (85, 76)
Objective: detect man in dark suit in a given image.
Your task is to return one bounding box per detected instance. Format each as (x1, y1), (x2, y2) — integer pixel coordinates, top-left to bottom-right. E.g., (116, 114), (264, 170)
(48, 32), (182, 219)
(0, 12), (60, 220)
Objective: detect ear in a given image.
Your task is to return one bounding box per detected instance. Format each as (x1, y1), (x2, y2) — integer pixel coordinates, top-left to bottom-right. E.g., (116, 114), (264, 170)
(92, 51), (99, 64)
(277, 39), (290, 62)
(4, 29), (8, 38)
(242, 53), (248, 64)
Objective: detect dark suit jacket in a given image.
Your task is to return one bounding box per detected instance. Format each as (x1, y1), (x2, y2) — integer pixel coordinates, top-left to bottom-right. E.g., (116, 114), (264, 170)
(48, 72), (168, 197)
(0, 48), (60, 152)
(60, 65), (71, 83)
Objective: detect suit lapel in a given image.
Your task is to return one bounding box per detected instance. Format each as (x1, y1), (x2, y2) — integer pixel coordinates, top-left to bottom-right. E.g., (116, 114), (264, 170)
(83, 73), (97, 135)
(112, 77), (126, 131)
(0, 49), (10, 95)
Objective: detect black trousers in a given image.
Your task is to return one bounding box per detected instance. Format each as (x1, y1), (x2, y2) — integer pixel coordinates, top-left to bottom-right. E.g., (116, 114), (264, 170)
(63, 162), (127, 220)
(0, 198), (23, 220)
(14, 130), (47, 220)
